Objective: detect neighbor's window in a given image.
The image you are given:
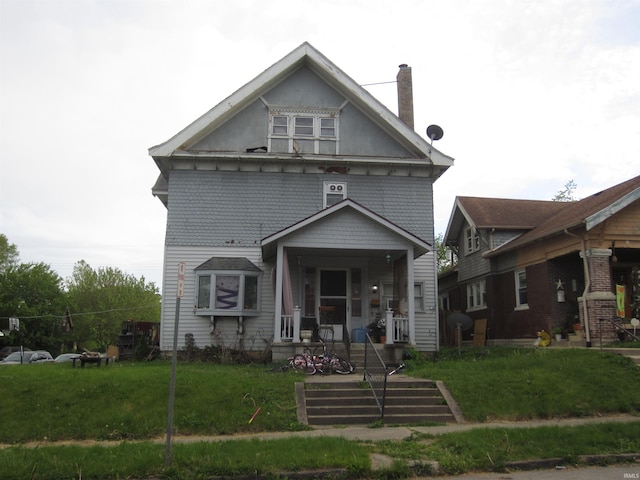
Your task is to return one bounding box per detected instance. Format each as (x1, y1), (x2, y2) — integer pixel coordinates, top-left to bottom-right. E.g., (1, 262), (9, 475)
(515, 269), (528, 309)
(439, 293), (450, 311)
(465, 227), (480, 255)
(466, 279), (486, 311)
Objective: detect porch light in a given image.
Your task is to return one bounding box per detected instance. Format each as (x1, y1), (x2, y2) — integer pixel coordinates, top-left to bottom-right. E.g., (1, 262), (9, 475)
(386, 254), (391, 264)
(371, 284), (378, 293)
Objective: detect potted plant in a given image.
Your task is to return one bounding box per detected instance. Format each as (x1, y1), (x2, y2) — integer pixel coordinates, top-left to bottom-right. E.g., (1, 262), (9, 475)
(552, 326), (563, 342)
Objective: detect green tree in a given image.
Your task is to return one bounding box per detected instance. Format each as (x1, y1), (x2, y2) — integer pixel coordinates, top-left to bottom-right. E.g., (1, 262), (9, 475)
(552, 179), (578, 202)
(0, 262), (67, 353)
(0, 233), (20, 272)
(66, 261), (161, 351)
(435, 232), (455, 274)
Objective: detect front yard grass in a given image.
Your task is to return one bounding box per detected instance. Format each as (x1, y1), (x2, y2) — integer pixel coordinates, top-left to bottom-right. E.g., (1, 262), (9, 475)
(1, 346), (639, 479)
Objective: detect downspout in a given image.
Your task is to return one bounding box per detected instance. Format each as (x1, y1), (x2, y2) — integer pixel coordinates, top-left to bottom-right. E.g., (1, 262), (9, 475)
(564, 229), (592, 346)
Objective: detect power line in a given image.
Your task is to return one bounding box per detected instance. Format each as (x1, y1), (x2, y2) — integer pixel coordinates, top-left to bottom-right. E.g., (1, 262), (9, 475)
(0, 303), (159, 321)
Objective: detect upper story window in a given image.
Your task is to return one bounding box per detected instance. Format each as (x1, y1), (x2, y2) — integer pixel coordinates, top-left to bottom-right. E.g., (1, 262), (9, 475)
(195, 257), (262, 316)
(323, 181), (347, 208)
(515, 268), (528, 310)
(269, 109), (339, 155)
(464, 227), (480, 255)
(271, 112), (337, 138)
(272, 116), (288, 135)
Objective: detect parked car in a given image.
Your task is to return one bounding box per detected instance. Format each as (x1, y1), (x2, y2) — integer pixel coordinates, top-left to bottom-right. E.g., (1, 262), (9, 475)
(54, 353), (81, 363)
(0, 346), (32, 360)
(0, 350), (54, 364)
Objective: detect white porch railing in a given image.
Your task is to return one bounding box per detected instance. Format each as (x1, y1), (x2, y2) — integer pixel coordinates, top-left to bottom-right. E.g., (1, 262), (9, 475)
(385, 309), (410, 344)
(280, 307), (301, 342)
(281, 307), (409, 344)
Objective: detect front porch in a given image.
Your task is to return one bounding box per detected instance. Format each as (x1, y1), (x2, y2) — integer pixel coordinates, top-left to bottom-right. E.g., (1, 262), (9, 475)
(261, 200), (435, 356)
(272, 306), (410, 363)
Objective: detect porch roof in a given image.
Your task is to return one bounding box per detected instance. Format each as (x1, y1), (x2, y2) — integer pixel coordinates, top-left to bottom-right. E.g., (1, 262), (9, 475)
(261, 199), (432, 259)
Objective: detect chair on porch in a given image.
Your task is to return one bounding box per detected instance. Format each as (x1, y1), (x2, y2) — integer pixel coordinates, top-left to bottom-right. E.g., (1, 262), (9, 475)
(318, 306), (335, 344)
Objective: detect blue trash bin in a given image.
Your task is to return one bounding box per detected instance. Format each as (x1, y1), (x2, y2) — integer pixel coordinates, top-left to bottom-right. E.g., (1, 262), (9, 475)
(352, 328), (368, 343)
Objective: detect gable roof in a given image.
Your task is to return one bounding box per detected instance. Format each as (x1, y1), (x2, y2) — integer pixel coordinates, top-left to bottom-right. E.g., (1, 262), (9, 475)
(444, 197), (567, 244)
(489, 175), (640, 255)
(261, 199), (432, 259)
(149, 42), (453, 169)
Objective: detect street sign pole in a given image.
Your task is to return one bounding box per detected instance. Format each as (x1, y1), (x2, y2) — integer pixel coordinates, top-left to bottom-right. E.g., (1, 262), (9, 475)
(165, 262), (185, 466)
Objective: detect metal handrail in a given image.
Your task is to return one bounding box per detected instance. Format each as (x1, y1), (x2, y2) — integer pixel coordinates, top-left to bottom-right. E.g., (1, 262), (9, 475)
(363, 332), (388, 420)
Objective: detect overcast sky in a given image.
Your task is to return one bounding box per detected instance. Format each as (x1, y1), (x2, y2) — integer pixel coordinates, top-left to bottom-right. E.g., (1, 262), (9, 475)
(1, 0), (639, 292)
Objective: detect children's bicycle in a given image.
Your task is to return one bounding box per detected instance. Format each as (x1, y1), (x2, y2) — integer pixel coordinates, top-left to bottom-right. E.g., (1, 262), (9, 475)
(298, 340), (354, 375)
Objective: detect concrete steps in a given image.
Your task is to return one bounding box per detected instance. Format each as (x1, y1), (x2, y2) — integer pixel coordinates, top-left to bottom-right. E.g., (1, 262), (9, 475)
(299, 378), (458, 426)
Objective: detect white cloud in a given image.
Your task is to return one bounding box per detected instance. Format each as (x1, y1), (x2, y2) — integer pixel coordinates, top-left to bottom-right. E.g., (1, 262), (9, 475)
(1, 0), (638, 290)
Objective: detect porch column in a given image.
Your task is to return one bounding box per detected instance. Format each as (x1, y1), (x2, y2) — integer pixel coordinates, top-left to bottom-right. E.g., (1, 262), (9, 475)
(274, 243), (284, 342)
(406, 248), (415, 344)
(578, 248), (617, 345)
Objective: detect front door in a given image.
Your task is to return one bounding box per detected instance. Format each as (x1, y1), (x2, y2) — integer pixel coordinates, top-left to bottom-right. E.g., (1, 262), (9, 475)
(319, 269), (348, 341)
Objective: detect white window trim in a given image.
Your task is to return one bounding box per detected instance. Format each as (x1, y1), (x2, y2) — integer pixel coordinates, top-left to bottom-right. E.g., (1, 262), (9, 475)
(515, 268), (529, 310)
(268, 108), (340, 154)
(323, 181), (347, 208)
(196, 270), (262, 316)
(464, 227), (480, 255)
(414, 282), (425, 312)
(466, 279), (486, 312)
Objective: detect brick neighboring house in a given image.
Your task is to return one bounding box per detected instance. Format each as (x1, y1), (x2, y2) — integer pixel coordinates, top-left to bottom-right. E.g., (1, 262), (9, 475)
(439, 175), (640, 346)
(148, 43), (454, 360)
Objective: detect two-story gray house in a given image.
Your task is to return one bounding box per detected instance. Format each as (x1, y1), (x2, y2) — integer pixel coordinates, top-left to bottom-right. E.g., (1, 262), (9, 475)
(149, 43), (453, 360)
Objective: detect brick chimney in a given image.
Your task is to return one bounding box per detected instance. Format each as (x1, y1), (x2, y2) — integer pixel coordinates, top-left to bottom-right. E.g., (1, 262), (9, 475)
(397, 64), (414, 130)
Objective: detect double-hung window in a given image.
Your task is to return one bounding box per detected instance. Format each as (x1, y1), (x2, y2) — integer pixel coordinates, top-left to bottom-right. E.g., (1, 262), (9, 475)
(269, 109), (339, 154)
(466, 279), (486, 311)
(515, 269), (528, 310)
(195, 258), (262, 316)
(464, 227), (480, 255)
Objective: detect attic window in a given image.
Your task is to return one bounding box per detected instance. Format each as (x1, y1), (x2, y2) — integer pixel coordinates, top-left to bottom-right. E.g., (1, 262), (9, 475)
(272, 116), (288, 135)
(269, 109), (339, 155)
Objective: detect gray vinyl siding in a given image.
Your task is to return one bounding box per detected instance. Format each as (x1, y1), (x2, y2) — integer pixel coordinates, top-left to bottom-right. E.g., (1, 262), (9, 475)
(456, 227), (492, 283)
(166, 170), (434, 247)
(282, 209), (412, 251)
(414, 253), (438, 351)
(160, 246), (274, 350)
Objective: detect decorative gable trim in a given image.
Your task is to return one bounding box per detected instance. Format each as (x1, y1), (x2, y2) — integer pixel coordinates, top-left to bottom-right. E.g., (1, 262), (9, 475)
(149, 42), (453, 169)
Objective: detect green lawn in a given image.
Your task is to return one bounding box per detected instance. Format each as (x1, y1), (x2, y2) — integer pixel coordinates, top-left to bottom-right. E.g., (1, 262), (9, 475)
(1, 347), (639, 479)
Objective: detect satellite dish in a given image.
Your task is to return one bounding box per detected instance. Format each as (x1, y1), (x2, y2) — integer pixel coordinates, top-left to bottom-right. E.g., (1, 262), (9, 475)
(426, 124), (444, 141)
(446, 313), (473, 330)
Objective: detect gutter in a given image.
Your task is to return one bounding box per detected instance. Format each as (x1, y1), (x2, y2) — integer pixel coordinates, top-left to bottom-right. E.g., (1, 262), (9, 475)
(564, 229), (592, 346)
